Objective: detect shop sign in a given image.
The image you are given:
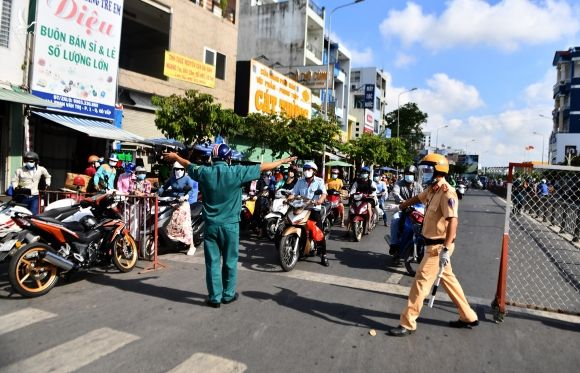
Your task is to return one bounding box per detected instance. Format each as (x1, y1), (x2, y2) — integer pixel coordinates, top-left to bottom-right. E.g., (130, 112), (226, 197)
(249, 60), (311, 119)
(31, 0), (125, 119)
(163, 51), (216, 88)
(287, 65), (332, 90)
(364, 109), (374, 133)
(364, 84), (375, 109)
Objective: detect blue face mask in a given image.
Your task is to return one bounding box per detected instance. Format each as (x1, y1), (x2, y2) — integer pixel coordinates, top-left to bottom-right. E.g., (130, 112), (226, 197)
(25, 162), (36, 169)
(136, 174), (146, 180)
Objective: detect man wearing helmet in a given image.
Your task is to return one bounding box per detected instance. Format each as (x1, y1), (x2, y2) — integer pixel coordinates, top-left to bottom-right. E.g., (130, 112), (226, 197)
(389, 165), (423, 256)
(388, 153), (478, 337)
(93, 154), (119, 192)
(349, 166), (380, 232)
(288, 161), (329, 266)
(163, 144), (296, 307)
(11, 151), (51, 213)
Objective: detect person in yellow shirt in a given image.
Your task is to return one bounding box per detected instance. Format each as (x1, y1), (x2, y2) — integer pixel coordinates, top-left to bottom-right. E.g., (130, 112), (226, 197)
(326, 168), (345, 227)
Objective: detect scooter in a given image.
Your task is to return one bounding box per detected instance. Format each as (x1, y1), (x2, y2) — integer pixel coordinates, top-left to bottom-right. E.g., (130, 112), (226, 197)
(398, 203), (426, 276)
(263, 189), (289, 241)
(348, 192), (377, 242)
(325, 188), (342, 228)
(277, 192), (326, 272)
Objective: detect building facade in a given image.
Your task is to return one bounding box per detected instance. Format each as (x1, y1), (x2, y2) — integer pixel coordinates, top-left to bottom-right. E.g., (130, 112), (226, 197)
(550, 47), (580, 164)
(349, 67), (388, 139)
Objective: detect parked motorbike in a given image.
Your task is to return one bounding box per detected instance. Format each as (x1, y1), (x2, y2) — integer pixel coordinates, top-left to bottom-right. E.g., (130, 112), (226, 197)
(398, 203), (426, 276)
(277, 192), (325, 272)
(348, 192), (377, 242)
(7, 193), (138, 297)
(0, 202), (32, 262)
(263, 189), (289, 241)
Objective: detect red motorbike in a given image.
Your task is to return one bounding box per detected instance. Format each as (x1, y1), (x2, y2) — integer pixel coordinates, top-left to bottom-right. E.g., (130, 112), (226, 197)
(8, 193), (138, 297)
(325, 189), (343, 228)
(348, 192), (377, 242)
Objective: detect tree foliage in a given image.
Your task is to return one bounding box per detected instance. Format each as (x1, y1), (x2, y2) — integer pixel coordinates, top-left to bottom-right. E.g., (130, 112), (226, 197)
(384, 102), (428, 148)
(343, 133), (389, 168)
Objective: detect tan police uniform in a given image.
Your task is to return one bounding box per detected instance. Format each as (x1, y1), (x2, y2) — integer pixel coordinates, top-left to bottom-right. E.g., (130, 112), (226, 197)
(400, 177), (478, 331)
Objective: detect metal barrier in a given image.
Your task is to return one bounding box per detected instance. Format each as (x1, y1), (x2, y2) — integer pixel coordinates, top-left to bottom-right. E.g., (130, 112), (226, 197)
(493, 163), (580, 321)
(38, 190), (164, 271)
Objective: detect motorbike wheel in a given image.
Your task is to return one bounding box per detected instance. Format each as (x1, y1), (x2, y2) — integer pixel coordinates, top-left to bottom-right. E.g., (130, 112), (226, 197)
(8, 243), (59, 297)
(112, 233), (138, 273)
(402, 242), (424, 277)
(352, 221), (363, 242)
(143, 235), (155, 261)
(278, 234), (299, 272)
(265, 218), (278, 241)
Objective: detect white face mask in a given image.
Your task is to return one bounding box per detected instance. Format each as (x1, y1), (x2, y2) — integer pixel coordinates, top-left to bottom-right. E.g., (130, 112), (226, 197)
(109, 161), (117, 167)
(25, 162), (35, 169)
(174, 169), (185, 179)
(373, 176), (380, 182)
(404, 175), (415, 183)
(331, 174), (338, 179)
(360, 173), (369, 179)
(304, 170), (314, 178)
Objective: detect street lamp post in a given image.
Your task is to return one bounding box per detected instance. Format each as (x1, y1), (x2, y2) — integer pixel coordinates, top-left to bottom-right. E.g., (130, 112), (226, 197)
(396, 87), (417, 139)
(324, 0), (365, 120)
(435, 125), (449, 152)
(533, 131), (545, 164)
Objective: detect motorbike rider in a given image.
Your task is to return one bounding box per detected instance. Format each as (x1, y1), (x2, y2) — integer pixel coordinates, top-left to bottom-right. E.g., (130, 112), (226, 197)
(389, 165), (423, 257)
(374, 173), (389, 226)
(288, 161), (329, 266)
(11, 151), (52, 213)
(252, 169), (277, 232)
(326, 168), (346, 227)
(129, 166), (152, 196)
(93, 154), (119, 192)
(278, 165), (299, 191)
(349, 166), (379, 232)
(157, 162), (198, 255)
(84, 155), (101, 177)
(117, 163), (136, 194)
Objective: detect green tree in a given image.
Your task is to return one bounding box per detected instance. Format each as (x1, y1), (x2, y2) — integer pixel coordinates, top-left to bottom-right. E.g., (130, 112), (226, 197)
(384, 137), (413, 170)
(384, 102), (428, 148)
(152, 90), (243, 146)
(343, 133), (390, 168)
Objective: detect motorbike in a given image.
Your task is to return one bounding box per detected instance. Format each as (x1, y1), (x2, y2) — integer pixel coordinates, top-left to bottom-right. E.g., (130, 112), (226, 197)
(240, 191), (256, 230)
(325, 188), (342, 228)
(457, 183), (467, 199)
(398, 203), (426, 276)
(263, 189), (289, 241)
(7, 193), (138, 297)
(277, 192), (326, 272)
(348, 192), (377, 242)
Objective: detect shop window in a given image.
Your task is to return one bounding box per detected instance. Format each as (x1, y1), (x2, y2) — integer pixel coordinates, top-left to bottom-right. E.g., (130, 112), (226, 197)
(204, 48), (226, 80)
(119, 0), (171, 80)
(0, 0), (11, 48)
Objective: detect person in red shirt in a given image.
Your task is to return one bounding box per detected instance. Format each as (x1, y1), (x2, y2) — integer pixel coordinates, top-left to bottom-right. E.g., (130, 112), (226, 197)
(84, 155), (101, 177)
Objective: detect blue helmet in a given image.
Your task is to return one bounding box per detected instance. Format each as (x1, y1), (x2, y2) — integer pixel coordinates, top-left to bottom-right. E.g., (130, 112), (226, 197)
(361, 166), (371, 173)
(211, 143), (232, 160)
(124, 163), (136, 173)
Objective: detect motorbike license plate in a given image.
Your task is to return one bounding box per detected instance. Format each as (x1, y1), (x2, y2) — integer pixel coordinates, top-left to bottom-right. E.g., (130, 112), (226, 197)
(0, 239), (16, 252)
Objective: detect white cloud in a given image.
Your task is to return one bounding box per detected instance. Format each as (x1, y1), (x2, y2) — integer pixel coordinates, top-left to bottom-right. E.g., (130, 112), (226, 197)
(394, 52), (416, 68)
(379, 0), (580, 51)
(523, 68), (555, 107)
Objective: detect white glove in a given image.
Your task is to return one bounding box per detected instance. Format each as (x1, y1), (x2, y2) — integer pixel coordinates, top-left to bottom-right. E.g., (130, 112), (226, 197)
(439, 247), (450, 268)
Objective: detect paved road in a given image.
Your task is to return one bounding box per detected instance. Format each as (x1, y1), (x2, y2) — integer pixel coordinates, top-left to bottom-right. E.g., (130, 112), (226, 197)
(0, 189), (578, 372)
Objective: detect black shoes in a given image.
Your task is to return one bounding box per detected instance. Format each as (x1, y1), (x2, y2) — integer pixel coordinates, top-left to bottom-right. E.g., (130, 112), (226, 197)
(388, 326), (414, 337)
(222, 293), (239, 304)
(321, 256), (330, 267)
(389, 244), (400, 256)
(206, 300), (221, 308)
(449, 319), (479, 328)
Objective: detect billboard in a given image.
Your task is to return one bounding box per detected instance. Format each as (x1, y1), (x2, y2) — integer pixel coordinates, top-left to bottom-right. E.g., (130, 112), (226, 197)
(31, 0), (125, 119)
(286, 65), (332, 90)
(163, 51), (215, 88)
(364, 84), (374, 109)
(238, 60), (311, 119)
(363, 109), (374, 133)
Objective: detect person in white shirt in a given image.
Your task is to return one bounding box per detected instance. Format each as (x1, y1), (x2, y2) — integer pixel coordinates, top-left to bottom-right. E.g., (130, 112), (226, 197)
(11, 151), (51, 213)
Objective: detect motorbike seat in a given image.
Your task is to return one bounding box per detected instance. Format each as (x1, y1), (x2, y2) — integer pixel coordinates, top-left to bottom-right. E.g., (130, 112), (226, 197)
(32, 215), (86, 232)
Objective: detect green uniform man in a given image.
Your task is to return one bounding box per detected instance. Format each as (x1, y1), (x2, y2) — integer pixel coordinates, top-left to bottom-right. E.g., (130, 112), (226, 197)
(164, 144), (296, 308)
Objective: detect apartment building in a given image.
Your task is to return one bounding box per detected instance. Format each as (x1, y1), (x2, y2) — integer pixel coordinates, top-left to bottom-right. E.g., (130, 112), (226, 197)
(349, 67), (388, 139)
(549, 47), (580, 164)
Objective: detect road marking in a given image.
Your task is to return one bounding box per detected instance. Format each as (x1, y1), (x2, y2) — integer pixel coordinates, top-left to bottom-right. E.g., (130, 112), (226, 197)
(167, 353), (247, 373)
(0, 308), (57, 336)
(162, 254), (580, 324)
(2, 327), (139, 373)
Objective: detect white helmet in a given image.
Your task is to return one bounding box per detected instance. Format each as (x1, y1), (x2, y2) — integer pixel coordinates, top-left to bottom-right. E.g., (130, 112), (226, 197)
(303, 161), (318, 171)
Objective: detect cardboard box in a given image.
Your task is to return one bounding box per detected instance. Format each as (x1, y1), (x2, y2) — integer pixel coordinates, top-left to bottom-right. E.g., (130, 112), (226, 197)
(64, 173), (91, 193)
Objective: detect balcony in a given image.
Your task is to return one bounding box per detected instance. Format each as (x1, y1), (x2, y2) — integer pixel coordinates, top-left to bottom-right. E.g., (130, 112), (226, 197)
(308, 0), (325, 19)
(553, 79), (570, 98)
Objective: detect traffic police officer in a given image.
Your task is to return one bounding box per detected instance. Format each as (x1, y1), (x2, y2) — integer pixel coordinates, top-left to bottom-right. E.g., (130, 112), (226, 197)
(164, 144), (296, 308)
(388, 153), (478, 336)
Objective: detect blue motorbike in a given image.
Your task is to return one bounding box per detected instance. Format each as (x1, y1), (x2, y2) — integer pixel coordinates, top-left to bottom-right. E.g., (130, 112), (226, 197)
(398, 203), (425, 276)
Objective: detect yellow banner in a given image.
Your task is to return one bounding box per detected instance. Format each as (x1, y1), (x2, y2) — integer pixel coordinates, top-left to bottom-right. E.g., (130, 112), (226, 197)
(163, 51), (216, 88)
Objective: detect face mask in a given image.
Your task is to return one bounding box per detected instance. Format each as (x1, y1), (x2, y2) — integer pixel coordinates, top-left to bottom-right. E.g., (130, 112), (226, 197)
(288, 172), (295, 178)
(374, 176), (380, 182)
(25, 162), (35, 169)
(109, 161), (117, 167)
(94, 162), (100, 168)
(136, 174), (146, 180)
(404, 175), (415, 183)
(361, 173), (369, 179)
(304, 170), (314, 178)
(331, 174), (338, 179)
(174, 169), (185, 179)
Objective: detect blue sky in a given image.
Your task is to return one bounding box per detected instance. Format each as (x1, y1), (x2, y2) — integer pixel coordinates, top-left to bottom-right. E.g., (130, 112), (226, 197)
(316, 0), (580, 165)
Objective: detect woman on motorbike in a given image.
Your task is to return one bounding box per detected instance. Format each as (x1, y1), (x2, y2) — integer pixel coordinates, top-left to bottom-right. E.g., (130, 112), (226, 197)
(157, 162), (198, 255)
(278, 165), (299, 191)
(326, 168), (346, 227)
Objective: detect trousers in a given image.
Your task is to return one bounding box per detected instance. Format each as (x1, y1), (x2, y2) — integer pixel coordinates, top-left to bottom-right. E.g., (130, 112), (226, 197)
(400, 244), (477, 330)
(203, 223), (240, 303)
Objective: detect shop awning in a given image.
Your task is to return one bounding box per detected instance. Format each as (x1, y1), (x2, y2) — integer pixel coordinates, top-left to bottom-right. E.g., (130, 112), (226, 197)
(0, 85), (62, 108)
(32, 111), (145, 143)
(326, 160), (353, 167)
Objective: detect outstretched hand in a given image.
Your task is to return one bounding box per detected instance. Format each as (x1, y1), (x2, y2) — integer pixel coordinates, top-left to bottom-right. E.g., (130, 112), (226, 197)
(162, 152), (177, 163)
